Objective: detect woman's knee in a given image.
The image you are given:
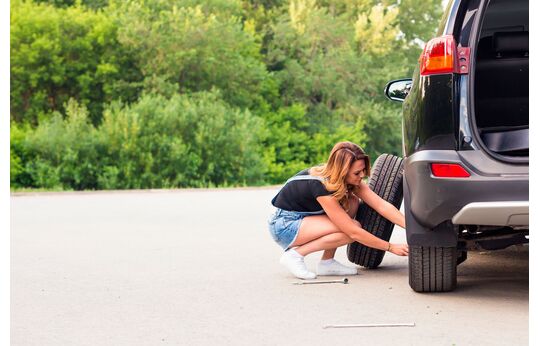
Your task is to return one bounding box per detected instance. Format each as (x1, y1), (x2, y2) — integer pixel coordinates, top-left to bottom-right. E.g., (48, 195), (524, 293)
(327, 231), (353, 244)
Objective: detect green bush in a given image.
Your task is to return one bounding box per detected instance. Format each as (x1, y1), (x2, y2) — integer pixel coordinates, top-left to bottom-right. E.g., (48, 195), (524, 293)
(97, 91), (266, 189)
(11, 122), (36, 188)
(10, 0), (140, 125)
(19, 92), (266, 190)
(113, 0), (269, 110)
(261, 104), (311, 183)
(10, 0), (443, 191)
(24, 99), (101, 189)
(10, 150), (23, 187)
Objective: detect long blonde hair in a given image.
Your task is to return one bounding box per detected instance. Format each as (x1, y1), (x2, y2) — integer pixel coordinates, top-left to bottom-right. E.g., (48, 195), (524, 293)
(310, 141), (371, 212)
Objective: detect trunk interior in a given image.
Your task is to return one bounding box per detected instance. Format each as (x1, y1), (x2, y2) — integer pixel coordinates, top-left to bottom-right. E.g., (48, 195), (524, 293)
(474, 0), (529, 158)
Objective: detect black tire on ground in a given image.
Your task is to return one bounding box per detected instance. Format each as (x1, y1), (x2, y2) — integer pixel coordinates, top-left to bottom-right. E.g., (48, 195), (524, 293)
(409, 246), (457, 292)
(457, 249), (468, 266)
(346, 153), (404, 268)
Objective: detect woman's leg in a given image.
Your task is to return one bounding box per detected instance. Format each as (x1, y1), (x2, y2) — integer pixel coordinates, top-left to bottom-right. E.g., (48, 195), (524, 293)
(293, 229), (353, 257)
(320, 195), (360, 259)
(290, 195), (360, 257)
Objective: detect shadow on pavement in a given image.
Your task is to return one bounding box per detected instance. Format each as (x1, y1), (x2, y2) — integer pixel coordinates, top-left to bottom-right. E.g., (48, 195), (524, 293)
(447, 246), (528, 300)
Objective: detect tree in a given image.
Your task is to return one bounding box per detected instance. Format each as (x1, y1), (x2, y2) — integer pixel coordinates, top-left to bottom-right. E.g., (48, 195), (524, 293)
(111, 0), (269, 110)
(10, 0), (444, 190)
(10, 0), (140, 125)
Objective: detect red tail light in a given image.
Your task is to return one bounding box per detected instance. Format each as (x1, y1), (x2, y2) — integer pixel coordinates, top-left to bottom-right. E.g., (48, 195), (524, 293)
(420, 35), (457, 75)
(431, 163), (470, 178)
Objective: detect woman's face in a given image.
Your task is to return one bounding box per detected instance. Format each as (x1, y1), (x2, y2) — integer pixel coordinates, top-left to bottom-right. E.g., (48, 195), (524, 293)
(345, 159), (367, 186)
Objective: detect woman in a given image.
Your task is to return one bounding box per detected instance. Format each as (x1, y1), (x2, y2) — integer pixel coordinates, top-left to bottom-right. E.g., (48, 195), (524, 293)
(268, 141), (408, 279)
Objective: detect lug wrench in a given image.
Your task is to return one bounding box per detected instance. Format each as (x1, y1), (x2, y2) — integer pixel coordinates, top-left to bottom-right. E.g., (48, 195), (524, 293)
(293, 278), (349, 285)
(323, 323), (415, 328)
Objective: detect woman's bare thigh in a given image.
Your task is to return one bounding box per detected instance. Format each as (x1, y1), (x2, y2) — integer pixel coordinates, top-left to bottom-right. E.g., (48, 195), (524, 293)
(290, 215), (341, 247)
(290, 214), (361, 248)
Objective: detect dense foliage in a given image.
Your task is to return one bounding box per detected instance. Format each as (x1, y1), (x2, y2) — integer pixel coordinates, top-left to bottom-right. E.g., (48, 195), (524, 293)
(10, 0), (442, 190)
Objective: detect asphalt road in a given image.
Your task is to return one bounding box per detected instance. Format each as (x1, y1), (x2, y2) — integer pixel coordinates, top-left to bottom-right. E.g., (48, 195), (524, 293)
(11, 188), (529, 345)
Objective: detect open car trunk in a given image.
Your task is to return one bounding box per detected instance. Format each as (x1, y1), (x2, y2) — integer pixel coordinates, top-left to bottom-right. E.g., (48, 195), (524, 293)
(473, 0), (529, 158)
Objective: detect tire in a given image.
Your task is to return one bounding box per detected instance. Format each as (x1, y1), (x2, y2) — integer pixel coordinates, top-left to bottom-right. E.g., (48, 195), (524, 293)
(346, 154), (404, 268)
(457, 247), (468, 266)
(409, 246), (457, 292)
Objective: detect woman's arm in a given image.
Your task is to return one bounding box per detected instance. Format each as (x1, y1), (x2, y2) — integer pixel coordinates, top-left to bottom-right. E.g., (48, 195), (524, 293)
(352, 182), (406, 229)
(316, 195), (408, 256)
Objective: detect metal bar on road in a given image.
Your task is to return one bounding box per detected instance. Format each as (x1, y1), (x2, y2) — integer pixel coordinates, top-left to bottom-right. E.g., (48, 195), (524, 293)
(293, 278), (348, 285)
(323, 323), (415, 329)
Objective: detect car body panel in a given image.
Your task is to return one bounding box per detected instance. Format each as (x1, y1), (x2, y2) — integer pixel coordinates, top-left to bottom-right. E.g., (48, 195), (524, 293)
(396, 0), (528, 247)
(404, 150), (528, 230)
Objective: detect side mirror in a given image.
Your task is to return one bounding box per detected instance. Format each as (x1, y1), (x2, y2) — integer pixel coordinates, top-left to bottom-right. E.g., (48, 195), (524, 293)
(384, 79), (413, 102)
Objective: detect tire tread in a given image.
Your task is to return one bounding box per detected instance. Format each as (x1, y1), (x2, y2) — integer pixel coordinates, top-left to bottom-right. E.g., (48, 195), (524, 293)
(409, 246), (457, 292)
(347, 154), (404, 268)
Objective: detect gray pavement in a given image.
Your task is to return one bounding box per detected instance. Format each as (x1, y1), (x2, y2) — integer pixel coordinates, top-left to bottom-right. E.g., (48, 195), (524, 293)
(11, 188), (528, 345)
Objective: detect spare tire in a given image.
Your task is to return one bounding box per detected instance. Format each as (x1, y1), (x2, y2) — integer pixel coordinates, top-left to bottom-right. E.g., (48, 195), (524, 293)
(346, 153), (404, 268)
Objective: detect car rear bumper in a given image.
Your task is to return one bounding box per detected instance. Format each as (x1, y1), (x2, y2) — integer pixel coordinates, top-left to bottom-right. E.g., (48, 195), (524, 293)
(404, 150), (529, 229)
(452, 201), (528, 226)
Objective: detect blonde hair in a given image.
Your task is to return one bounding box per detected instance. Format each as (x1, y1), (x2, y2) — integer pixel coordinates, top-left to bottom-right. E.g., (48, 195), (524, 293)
(310, 141), (371, 212)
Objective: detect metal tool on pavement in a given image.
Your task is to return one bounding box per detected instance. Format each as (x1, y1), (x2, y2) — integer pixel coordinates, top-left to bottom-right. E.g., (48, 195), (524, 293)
(323, 323), (416, 329)
(293, 278), (348, 285)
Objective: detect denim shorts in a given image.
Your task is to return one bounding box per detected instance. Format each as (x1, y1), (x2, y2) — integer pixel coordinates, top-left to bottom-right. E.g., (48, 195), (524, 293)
(268, 208), (323, 250)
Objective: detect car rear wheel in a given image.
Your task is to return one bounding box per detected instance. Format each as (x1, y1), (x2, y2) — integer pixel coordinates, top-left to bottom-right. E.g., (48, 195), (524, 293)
(409, 246), (457, 292)
(347, 154), (404, 268)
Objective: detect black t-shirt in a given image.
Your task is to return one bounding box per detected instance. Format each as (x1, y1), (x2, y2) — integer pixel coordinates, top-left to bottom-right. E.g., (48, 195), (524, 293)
(271, 169), (335, 212)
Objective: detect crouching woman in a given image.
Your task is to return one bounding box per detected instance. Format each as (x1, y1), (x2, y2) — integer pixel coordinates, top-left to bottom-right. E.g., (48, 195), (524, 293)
(268, 141), (408, 279)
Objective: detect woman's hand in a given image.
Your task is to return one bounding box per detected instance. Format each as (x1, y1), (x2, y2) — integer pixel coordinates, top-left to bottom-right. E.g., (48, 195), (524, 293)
(388, 243), (409, 256)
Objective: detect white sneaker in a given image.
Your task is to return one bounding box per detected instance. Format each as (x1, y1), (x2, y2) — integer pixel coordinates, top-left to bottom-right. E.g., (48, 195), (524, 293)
(317, 259), (358, 276)
(280, 250), (317, 280)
